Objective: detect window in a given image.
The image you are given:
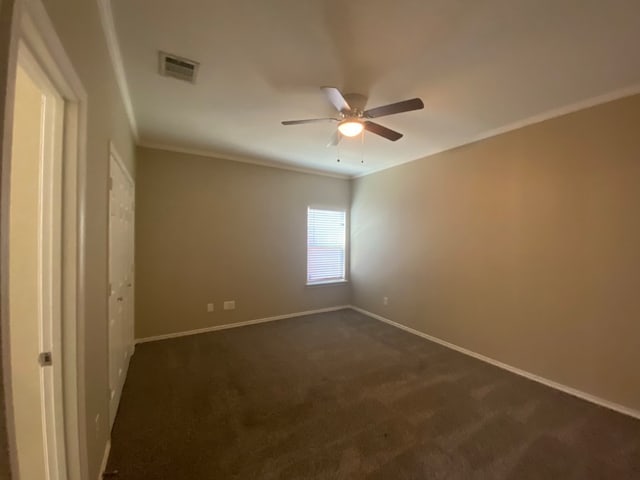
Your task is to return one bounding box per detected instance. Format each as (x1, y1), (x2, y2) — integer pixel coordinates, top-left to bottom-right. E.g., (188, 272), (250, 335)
(307, 208), (347, 285)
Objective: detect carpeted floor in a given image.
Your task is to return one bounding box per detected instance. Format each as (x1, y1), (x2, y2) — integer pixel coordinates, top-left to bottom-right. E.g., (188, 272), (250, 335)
(107, 309), (640, 479)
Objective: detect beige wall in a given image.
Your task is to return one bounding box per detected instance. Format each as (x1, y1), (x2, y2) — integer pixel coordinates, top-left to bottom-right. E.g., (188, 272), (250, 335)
(136, 147), (351, 339)
(351, 94), (640, 412)
(36, 1), (136, 478)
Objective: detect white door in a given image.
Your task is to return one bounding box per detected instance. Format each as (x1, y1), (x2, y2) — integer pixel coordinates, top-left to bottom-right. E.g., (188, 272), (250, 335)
(108, 152), (135, 426)
(8, 46), (67, 480)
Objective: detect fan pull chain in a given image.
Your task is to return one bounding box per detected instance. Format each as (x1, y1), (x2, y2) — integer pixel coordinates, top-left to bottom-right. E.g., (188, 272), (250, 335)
(361, 131), (365, 164)
(337, 140), (341, 163)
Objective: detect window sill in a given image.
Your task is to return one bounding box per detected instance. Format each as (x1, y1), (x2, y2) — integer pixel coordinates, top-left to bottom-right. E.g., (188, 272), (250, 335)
(306, 280), (349, 287)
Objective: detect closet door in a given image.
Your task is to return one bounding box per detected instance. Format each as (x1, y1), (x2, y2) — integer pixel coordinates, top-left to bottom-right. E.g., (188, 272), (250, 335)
(108, 152), (135, 427)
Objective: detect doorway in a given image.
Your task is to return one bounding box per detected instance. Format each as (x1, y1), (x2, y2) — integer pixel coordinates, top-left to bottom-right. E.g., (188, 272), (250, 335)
(8, 43), (66, 480)
(2, 2), (89, 478)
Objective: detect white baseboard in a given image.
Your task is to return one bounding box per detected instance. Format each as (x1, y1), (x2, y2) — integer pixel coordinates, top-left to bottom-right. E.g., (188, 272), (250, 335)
(98, 439), (111, 480)
(349, 306), (640, 421)
(135, 305), (350, 344)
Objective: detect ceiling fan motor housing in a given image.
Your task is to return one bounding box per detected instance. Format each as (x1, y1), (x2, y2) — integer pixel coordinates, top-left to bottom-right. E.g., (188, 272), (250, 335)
(343, 93), (368, 116)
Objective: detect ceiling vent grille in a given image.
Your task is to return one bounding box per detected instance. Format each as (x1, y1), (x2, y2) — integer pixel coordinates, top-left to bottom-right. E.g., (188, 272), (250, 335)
(159, 51), (199, 83)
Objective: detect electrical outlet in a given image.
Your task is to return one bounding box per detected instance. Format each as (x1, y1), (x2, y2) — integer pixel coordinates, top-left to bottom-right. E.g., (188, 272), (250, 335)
(383, 296), (389, 306)
(207, 303), (214, 312)
(223, 300), (235, 310)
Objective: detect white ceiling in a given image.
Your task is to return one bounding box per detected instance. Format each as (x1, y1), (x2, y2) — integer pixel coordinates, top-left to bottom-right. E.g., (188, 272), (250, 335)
(111, 0), (640, 177)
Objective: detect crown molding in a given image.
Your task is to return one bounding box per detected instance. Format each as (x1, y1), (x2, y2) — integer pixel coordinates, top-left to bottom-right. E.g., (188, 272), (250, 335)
(137, 141), (352, 179)
(96, 0), (138, 140)
(354, 84), (640, 179)
(92, 0), (640, 181)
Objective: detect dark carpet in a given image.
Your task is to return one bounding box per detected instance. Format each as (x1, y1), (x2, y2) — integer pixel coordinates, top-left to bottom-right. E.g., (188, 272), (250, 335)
(107, 309), (640, 479)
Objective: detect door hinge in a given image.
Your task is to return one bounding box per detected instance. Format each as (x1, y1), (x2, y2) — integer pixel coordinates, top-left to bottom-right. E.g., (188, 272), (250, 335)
(39, 351), (53, 367)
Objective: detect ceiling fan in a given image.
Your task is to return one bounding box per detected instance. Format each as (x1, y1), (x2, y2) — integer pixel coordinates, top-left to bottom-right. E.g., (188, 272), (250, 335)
(282, 87), (424, 146)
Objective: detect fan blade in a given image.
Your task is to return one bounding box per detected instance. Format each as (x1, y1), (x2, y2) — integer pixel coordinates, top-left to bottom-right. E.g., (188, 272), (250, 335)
(321, 86), (351, 113)
(327, 130), (342, 147)
(281, 118), (337, 125)
(364, 121), (403, 141)
(364, 98), (424, 118)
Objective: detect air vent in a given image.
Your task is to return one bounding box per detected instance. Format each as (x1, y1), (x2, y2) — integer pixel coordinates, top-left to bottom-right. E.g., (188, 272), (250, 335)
(159, 51), (199, 83)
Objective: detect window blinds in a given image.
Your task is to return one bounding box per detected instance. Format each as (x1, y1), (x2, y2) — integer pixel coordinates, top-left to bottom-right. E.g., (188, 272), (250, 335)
(307, 208), (346, 284)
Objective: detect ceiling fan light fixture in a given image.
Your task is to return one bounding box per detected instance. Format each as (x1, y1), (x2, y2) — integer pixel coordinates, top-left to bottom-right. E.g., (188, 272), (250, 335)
(338, 119), (364, 137)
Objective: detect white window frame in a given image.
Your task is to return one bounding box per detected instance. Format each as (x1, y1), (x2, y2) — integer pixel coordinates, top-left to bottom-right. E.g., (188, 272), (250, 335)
(306, 207), (348, 286)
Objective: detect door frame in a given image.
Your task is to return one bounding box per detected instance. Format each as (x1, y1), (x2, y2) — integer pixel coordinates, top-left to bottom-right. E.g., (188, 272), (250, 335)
(1, 0), (88, 478)
(13, 38), (67, 480)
